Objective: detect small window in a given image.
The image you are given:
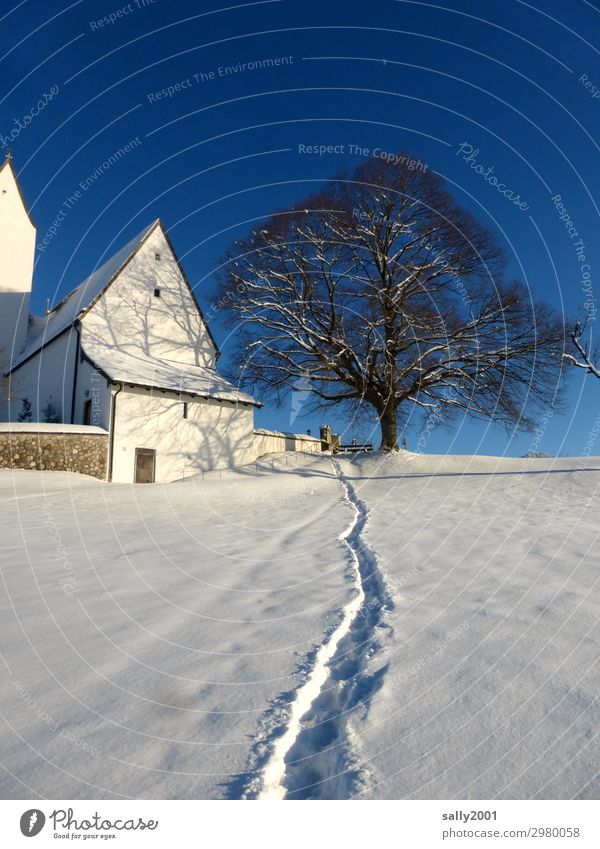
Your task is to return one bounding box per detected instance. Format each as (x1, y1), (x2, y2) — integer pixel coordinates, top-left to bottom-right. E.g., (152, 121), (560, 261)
(155, 252), (161, 261)
(154, 288), (161, 298)
(182, 402), (188, 419)
(83, 399), (92, 426)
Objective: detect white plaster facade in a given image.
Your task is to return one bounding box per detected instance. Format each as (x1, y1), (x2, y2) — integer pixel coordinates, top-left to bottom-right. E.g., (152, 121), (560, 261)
(0, 160), (261, 482)
(82, 226), (216, 368)
(111, 387), (255, 482)
(0, 158), (35, 412)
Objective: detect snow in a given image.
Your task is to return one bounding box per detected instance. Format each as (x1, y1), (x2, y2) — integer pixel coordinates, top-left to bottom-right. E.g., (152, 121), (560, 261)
(0, 423), (107, 434)
(257, 462), (365, 800)
(0, 456), (352, 799)
(333, 451), (600, 800)
(1, 450), (599, 800)
(82, 342), (259, 406)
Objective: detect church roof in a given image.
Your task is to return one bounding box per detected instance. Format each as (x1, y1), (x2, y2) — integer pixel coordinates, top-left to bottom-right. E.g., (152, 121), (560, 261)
(82, 342), (260, 406)
(9, 220), (160, 371)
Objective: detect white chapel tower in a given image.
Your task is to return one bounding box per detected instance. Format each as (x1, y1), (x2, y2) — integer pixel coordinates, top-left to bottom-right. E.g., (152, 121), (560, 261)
(0, 154), (35, 404)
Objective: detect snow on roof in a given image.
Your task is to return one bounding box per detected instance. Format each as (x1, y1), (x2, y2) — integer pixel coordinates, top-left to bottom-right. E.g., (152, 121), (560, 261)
(83, 342), (260, 406)
(9, 220), (159, 371)
(0, 422), (108, 434)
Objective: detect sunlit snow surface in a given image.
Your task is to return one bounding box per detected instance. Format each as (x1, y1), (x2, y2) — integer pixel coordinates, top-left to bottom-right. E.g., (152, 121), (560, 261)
(0, 451), (599, 799)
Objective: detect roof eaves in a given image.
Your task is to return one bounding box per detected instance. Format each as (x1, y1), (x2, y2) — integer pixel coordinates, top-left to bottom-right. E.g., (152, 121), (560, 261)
(80, 346), (261, 407)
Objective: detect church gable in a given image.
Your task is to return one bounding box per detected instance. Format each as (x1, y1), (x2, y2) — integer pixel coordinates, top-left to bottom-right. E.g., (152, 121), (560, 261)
(82, 223), (217, 369)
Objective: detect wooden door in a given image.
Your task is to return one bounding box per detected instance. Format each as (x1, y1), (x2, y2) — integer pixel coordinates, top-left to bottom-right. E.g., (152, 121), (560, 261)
(134, 448), (156, 483)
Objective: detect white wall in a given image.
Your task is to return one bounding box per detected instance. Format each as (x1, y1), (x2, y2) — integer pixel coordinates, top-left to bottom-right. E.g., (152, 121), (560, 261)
(110, 386), (255, 482)
(0, 161), (36, 410)
(83, 227), (216, 368)
(5, 330), (77, 423)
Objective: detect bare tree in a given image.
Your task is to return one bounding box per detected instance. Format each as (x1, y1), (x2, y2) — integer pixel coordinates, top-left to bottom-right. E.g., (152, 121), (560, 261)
(218, 156), (565, 450)
(563, 321), (600, 379)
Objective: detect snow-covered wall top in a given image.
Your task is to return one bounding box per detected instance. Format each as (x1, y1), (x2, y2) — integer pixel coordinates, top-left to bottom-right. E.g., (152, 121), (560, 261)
(0, 422), (107, 434)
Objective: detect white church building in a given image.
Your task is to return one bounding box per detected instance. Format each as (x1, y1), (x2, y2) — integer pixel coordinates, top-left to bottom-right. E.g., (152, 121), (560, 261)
(0, 155), (272, 483)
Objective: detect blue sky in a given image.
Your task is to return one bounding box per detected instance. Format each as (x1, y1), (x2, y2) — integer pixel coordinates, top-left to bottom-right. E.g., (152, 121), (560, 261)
(2, 0), (600, 456)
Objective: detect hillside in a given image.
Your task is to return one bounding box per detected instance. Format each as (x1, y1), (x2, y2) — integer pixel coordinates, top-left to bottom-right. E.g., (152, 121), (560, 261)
(0, 451), (598, 800)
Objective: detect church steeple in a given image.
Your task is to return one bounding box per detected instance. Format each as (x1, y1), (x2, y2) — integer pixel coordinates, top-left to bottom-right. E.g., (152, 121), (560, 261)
(0, 154), (36, 381)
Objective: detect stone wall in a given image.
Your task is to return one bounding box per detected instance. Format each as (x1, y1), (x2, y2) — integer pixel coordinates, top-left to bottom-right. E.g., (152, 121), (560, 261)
(0, 428), (108, 479)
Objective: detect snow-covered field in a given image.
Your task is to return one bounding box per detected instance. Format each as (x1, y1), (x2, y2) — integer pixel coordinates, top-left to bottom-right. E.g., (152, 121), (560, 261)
(0, 451), (599, 800)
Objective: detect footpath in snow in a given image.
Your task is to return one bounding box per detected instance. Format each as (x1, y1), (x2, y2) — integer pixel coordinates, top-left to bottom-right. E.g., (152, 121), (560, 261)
(250, 459), (393, 800)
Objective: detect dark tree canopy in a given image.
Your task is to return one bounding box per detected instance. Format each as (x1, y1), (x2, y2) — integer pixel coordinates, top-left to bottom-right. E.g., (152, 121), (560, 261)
(218, 155), (565, 450)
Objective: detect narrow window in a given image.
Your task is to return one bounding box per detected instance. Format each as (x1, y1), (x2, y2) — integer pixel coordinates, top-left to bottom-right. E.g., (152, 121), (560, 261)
(154, 288), (161, 298)
(83, 399), (92, 426)
(155, 252), (161, 261)
(182, 402), (188, 419)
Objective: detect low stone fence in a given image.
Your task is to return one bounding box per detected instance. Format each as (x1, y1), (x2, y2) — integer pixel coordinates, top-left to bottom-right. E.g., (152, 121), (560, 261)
(253, 428), (322, 457)
(0, 424), (109, 480)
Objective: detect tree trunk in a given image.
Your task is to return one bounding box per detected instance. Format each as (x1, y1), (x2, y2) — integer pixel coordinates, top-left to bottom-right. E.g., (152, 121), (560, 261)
(379, 405), (399, 451)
